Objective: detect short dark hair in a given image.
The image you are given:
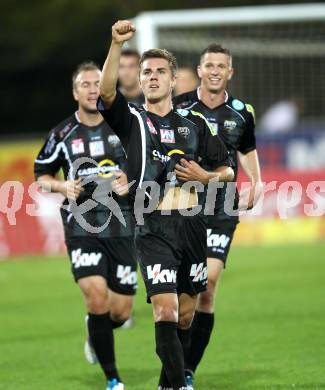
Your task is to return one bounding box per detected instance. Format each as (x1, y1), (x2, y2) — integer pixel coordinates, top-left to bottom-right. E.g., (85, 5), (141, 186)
(72, 61), (100, 88)
(121, 49), (140, 61)
(200, 44), (232, 65)
(139, 49), (178, 76)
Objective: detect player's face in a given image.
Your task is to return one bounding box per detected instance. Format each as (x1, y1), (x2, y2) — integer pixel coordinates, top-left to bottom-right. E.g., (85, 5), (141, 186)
(175, 68), (199, 95)
(198, 52), (233, 94)
(73, 69), (101, 113)
(139, 58), (176, 103)
(119, 55), (139, 89)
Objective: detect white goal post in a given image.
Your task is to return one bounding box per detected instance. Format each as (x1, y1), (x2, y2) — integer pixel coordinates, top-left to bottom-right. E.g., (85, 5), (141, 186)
(131, 3), (325, 127)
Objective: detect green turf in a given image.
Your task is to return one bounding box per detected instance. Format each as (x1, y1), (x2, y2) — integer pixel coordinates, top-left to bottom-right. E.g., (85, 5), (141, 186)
(1, 244), (325, 390)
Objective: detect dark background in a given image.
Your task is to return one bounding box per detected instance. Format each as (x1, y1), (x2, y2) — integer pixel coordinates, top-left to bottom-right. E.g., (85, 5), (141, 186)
(1, 0), (310, 138)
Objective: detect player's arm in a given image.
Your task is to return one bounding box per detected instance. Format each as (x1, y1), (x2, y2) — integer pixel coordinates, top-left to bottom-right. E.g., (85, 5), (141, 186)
(34, 131), (84, 201)
(36, 174), (84, 201)
(237, 149), (263, 210)
(175, 116), (234, 184)
(175, 159), (233, 185)
(111, 171), (129, 196)
(237, 104), (263, 209)
(100, 20), (136, 108)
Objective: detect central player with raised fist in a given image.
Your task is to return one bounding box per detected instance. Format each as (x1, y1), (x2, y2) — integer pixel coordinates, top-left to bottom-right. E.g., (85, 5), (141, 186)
(98, 20), (234, 390)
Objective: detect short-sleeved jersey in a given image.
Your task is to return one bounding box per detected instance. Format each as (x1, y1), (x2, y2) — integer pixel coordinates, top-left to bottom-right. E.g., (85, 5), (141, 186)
(173, 88), (256, 221)
(97, 90), (229, 203)
(34, 112), (134, 238)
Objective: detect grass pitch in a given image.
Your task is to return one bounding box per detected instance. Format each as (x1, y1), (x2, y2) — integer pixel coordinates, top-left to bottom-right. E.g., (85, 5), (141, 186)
(1, 244), (324, 390)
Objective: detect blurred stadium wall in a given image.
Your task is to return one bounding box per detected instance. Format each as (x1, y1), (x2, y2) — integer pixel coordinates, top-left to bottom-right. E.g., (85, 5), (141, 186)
(0, 4), (325, 258)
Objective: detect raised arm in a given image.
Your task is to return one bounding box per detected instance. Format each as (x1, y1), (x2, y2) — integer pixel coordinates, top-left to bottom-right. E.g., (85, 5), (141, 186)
(100, 20), (136, 108)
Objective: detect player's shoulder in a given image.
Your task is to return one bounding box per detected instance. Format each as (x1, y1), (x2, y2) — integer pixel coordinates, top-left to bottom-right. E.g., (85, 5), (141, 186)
(227, 96), (256, 122)
(174, 106), (217, 136)
(173, 89), (199, 109)
(50, 113), (79, 141)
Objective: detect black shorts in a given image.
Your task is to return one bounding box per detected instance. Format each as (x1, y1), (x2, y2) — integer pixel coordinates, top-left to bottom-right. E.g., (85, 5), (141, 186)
(205, 218), (238, 264)
(66, 236), (137, 295)
(135, 210), (208, 301)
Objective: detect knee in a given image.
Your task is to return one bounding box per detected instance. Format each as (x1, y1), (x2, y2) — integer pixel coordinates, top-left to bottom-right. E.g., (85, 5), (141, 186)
(110, 297), (133, 323)
(83, 285), (109, 314)
(155, 304), (178, 323)
(198, 283), (216, 311)
(110, 310), (130, 324)
(178, 309), (194, 329)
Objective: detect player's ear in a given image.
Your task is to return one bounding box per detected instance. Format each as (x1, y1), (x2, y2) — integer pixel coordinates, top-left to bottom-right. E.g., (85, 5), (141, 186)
(171, 75), (177, 89)
(197, 65), (202, 79)
(72, 88), (79, 102)
(228, 67), (234, 81)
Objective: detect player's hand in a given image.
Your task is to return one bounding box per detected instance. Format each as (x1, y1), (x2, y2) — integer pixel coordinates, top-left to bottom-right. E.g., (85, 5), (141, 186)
(175, 158), (210, 184)
(59, 178), (84, 200)
(111, 171), (129, 196)
(112, 20), (136, 43)
(238, 181), (263, 210)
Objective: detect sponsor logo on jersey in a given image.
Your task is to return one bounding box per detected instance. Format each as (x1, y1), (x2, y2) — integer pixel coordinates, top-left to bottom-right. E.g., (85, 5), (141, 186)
(207, 229), (230, 249)
(177, 126), (190, 138)
(167, 149), (185, 157)
(116, 265), (137, 286)
(146, 117), (157, 134)
(77, 159), (119, 177)
(45, 133), (56, 154)
(71, 248), (102, 268)
(71, 138), (85, 155)
(108, 135), (120, 147)
(147, 264), (177, 284)
(177, 108), (189, 117)
(160, 129), (175, 143)
(232, 99), (245, 111)
(208, 121), (219, 135)
(89, 140), (104, 157)
(59, 123), (72, 139)
(245, 103), (256, 124)
(224, 120), (237, 131)
(190, 263), (208, 282)
(152, 150), (171, 163)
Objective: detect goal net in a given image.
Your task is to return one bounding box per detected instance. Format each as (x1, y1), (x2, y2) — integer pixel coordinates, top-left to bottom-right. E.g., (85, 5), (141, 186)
(132, 4), (325, 128)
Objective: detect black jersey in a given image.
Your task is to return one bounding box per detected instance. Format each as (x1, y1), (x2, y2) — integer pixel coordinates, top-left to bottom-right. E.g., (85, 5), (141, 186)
(173, 88), (256, 221)
(34, 112), (134, 238)
(97, 90), (229, 204)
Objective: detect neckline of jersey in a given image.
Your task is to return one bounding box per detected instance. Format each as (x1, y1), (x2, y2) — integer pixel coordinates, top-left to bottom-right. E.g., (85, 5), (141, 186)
(196, 87), (229, 111)
(74, 111), (106, 129)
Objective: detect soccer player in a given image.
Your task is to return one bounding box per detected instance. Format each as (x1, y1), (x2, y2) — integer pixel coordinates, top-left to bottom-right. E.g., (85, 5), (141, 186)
(98, 21), (234, 390)
(173, 43), (263, 389)
(118, 49), (144, 106)
(34, 61), (137, 390)
(174, 66), (199, 96)
(118, 48), (144, 330)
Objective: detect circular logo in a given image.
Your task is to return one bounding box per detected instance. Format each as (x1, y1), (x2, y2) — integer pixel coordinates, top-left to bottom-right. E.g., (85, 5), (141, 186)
(98, 159), (118, 177)
(232, 99), (245, 111)
(167, 149), (185, 157)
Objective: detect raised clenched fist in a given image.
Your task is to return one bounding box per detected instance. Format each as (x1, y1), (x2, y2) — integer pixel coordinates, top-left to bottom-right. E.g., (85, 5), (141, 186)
(112, 20), (136, 43)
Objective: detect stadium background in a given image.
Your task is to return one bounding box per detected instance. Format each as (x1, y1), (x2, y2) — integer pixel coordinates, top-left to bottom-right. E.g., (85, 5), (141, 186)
(1, 1), (325, 390)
